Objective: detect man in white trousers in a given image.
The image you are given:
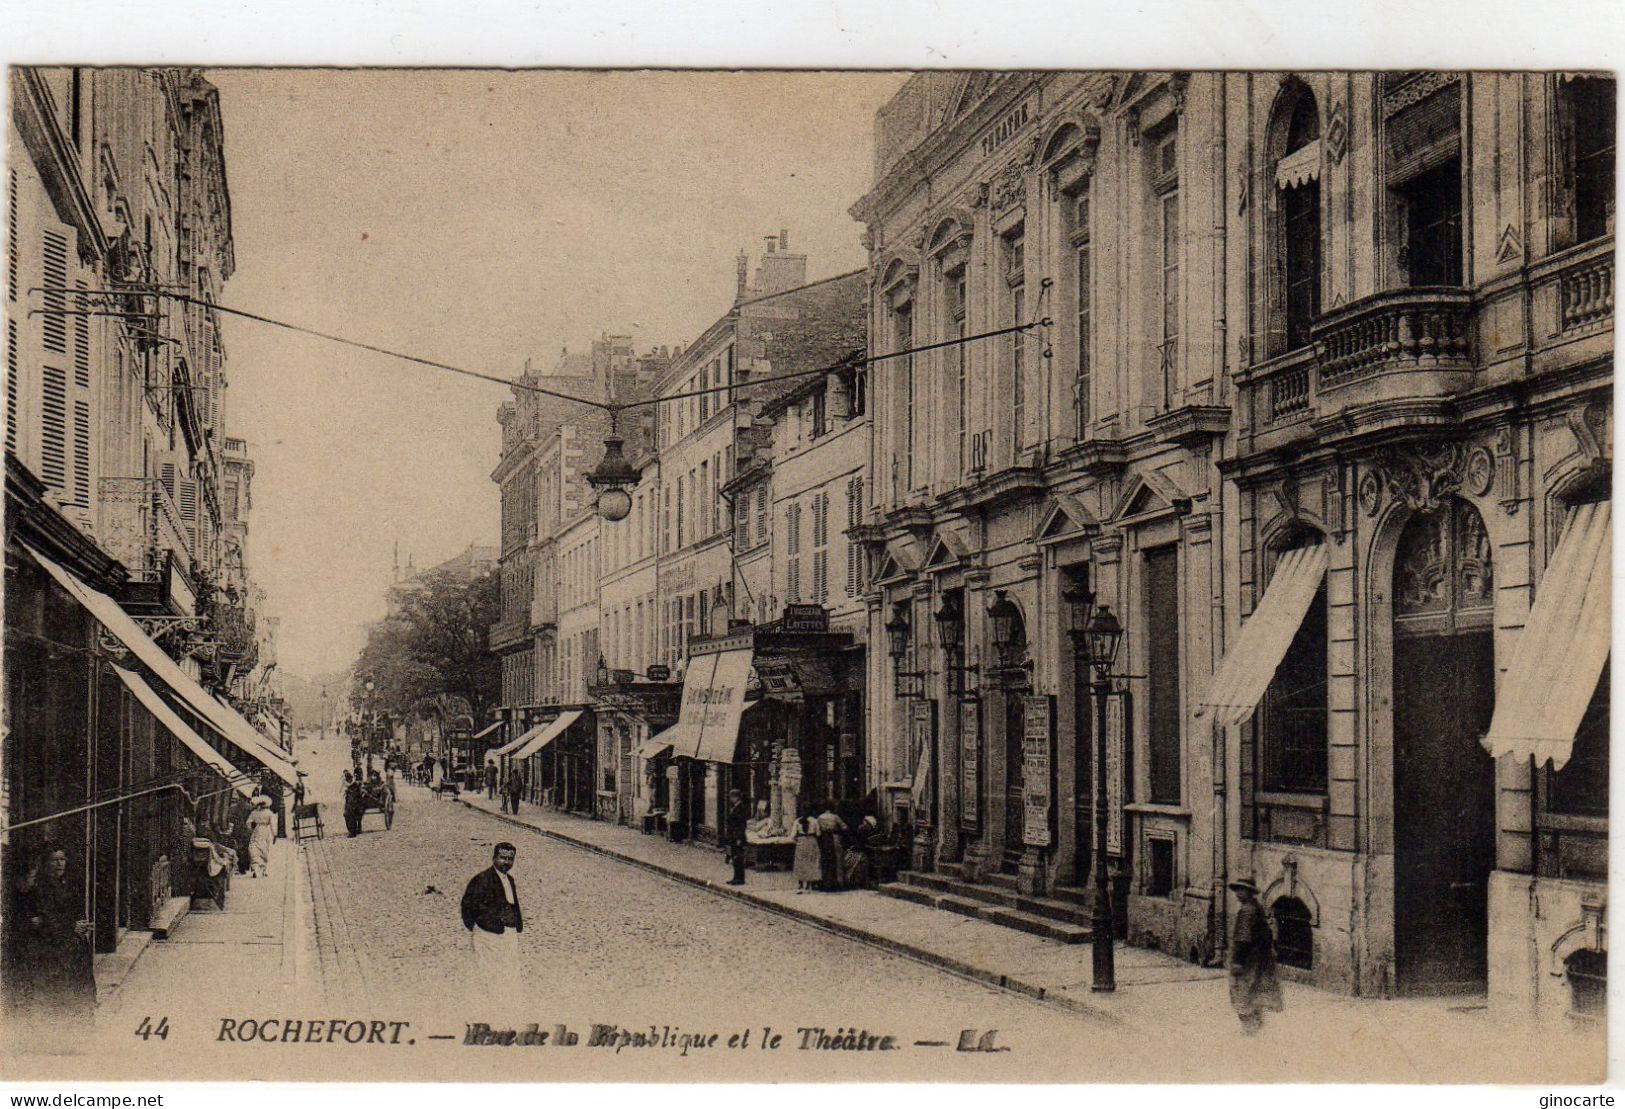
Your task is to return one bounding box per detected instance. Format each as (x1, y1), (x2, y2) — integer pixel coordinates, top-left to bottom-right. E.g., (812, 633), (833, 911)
(460, 842), (525, 1016)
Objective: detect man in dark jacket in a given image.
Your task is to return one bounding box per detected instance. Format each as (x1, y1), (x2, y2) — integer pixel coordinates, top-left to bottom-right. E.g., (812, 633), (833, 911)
(485, 761), (499, 800)
(1227, 876), (1283, 1034)
(343, 777), (365, 837)
(724, 788), (749, 886)
(461, 843), (524, 1014)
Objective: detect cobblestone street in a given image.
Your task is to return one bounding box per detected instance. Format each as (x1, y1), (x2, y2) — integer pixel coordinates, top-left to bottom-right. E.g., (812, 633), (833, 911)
(296, 753), (1144, 1081)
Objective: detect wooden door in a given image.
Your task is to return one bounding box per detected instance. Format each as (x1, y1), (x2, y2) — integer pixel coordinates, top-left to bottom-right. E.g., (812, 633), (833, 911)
(1392, 499), (1496, 995)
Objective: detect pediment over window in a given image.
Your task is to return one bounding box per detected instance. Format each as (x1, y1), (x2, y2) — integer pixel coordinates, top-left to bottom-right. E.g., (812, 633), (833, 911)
(1035, 493), (1102, 544)
(924, 527), (971, 572)
(1109, 469), (1193, 524)
(876, 537), (924, 583)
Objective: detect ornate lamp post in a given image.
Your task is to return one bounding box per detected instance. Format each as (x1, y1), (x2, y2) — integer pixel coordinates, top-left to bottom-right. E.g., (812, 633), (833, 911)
(1064, 580), (1123, 992)
(885, 603), (925, 698)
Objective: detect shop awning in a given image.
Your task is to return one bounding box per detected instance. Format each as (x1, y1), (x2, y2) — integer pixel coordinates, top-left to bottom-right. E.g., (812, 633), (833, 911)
(115, 666), (255, 798)
(635, 738), (674, 760)
(472, 720), (503, 740)
(1276, 140), (1323, 189)
(514, 710), (583, 760)
(689, 649), (757, 763)
(1482, 500), (1612, 770)
(484, 725), (533, 763)
(1197, 543), (1328, 726)
(26, 545), (299, 785)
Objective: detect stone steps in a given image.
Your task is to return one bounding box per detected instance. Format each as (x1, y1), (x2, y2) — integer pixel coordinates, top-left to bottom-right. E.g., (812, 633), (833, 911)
(878, 871), (1094, 944)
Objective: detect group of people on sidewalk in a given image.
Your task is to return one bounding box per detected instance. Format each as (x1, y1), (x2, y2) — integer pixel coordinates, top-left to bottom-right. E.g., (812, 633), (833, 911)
(719, 790), (890, 892)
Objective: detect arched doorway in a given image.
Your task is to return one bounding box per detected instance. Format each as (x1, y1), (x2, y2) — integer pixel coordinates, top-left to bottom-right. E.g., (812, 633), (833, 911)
(1391, 496), (1497, 995)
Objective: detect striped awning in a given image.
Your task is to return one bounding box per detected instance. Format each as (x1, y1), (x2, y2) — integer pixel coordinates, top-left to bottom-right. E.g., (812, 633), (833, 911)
(486, 723), (540, 762)
(1198, 544), (1328, 726)
(513, 710), (583, 760)
(1482, 501), (1612, 770)
(26, 545), (299, 785)
(472, 720), (503, 740)
(115, 666), (255, 798)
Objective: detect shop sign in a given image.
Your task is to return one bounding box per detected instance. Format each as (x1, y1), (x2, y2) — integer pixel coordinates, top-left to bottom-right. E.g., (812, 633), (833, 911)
(780, 603), (830, 634)
(645, 665), (671, 682)
(908, 699), (936, 818)
(1106, 693), (1127, 856)
(755, 658), (799, 694)
(958, 698), (981, 829)
(1021, 694), (1054, 848)
(658, 560), (695, 594)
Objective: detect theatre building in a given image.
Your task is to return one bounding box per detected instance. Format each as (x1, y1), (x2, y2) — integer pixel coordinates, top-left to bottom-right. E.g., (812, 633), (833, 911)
(852, 70), (1612, 1013)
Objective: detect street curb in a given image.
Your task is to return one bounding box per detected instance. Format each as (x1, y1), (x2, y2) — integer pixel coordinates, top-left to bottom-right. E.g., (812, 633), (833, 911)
(455, 797), (1120, 1026)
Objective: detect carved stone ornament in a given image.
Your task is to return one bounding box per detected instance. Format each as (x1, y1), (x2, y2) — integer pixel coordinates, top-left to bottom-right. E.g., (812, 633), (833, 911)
(1273, 473), (1301, 519)
(1371, 443), (1467, 515)
(1496, 224), (1524, 264)
(1170, 73), (1191, 115)
(1324, 100), (1349, 164)
(1566, 401), (1611, 470)
(1358, 470), (1383, 517)
(1465, 447), (1495, 497)
(1494, 426), (1521, 515)
(991, 160), (1028, 214)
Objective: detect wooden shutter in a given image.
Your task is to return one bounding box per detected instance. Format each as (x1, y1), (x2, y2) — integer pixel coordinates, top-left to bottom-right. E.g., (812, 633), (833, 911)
(787, 502), (801, 602)
(40, 365), (67, 489)
(6, 169), (16, 305)
(40, 230), (68, 355)
(846, 478), (862, 596)
(755, 486), (768, 543)
(5, 320), (17, 454)
(73, 401), (90, 506)
(179, 477), (199, 555)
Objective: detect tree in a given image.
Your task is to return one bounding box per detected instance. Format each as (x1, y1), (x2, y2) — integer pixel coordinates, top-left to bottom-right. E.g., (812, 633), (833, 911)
(351, 569), (500, 725)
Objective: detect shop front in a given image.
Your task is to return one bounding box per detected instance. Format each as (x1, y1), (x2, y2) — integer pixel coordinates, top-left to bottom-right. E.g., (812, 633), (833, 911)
(588, 671), (680, 827)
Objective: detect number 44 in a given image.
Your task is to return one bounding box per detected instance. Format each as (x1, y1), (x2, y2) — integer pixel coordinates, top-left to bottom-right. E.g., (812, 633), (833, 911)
(134, 1016), (170, 1041)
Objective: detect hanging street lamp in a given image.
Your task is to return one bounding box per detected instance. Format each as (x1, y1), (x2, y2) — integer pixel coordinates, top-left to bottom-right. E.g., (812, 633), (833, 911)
(585, 415), (639, 522)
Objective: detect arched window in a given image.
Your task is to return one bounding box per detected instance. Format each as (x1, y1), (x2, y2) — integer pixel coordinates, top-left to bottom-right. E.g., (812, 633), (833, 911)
(1565, 948), (1606, 1015)
(1269, 82), (1322, 355)
(1273, 896), (1314, 969)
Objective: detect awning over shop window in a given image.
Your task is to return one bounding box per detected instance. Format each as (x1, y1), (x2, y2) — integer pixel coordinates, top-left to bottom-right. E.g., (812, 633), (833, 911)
(513, 710), (583, 760)
(26, 545), (299, 785)
(690, 649), (757, 764)
(1197, 543), (1328, 726)
(485, 725), (535, 762)
(115, 666), (255, 798)
(1482, 500), (1612, 770)
(472, 720), (503, 740)
(635, 739), (674, 760)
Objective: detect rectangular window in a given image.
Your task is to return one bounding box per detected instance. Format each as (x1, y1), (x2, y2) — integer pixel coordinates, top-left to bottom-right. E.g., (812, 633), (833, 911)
(786, 502), (802, 602)
(699, 460), (709, 536)
(1147, 838), (1175, 898)
(1282, 180), (1322, 351)
(1399, 158), (1463, 286)
(1570, 77), (1616, 244)
(1145, 545), (1182, 804)
(1074, 193), (1092, 437)
(895, 306), (914, 491)
(949, 272), (968, 474)
(1261, 586), (1329, 793)
(1159, 191), (1180, 406)
(1005, 231), (1025, 452)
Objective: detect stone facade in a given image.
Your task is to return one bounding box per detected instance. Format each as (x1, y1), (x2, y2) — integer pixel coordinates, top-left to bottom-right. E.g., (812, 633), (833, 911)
(850, 71), (1613, 1014)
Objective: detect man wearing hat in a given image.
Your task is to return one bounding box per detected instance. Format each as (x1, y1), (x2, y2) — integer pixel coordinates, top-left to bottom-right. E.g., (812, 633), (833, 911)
(1226, 876), (1283, 1034)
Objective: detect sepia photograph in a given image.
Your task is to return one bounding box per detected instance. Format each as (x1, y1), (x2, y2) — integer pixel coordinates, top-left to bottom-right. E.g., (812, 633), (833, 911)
(0, 59), (1614, 1087)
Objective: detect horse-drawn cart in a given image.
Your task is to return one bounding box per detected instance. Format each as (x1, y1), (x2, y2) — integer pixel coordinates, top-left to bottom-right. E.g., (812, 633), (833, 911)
(360, 779), (395, 830)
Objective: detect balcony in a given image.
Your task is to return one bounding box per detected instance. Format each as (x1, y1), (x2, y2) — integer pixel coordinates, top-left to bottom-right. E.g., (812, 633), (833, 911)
(489, 612), (532, 653)
(1240, 287), (1477, 457)
(98, 477), (192, 581)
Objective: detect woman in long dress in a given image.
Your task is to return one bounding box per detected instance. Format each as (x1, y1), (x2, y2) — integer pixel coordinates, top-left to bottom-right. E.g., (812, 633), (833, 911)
(792, 806), (822, 892)
(814, 800), (847, 891)
(247, 797), (276, 878)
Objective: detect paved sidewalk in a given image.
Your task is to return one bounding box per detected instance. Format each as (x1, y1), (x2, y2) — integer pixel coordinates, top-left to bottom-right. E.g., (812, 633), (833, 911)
(455, 787), (1607, 1083)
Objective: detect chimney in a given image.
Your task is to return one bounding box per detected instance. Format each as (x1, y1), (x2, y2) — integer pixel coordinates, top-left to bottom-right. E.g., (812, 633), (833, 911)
(780, 228), (789, 251)
(765, 235), (777, 254)
(735, 250), (749, 302)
